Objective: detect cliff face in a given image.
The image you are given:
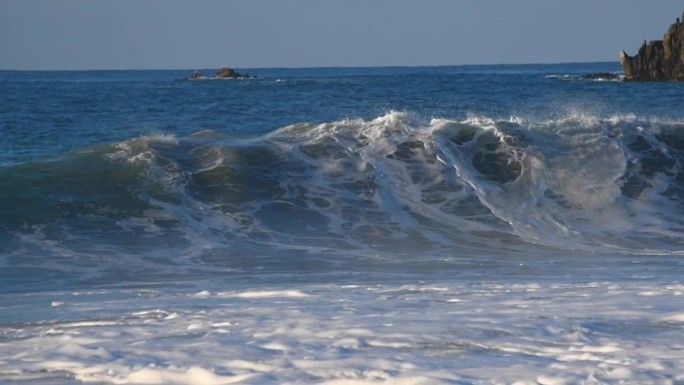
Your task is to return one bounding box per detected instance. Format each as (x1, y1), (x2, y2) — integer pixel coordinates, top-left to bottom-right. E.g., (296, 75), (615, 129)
(620, 18), (684, 81)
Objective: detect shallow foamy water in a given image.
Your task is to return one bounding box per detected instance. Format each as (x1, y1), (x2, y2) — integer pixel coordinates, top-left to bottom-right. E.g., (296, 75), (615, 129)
(2, 276), (684, 385)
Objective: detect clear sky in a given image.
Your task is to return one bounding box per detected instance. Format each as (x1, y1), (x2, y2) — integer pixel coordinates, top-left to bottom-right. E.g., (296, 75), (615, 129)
(1, 0), (683, 70)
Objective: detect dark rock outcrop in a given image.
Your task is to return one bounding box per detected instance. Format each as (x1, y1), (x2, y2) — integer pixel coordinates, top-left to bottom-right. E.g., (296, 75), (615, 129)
(187, 70), (204, 80)
(620, 15), (684, 81)
(583, 72), (621, 81)
(186, 67), (256, 80)
(214, 66), (255, 79)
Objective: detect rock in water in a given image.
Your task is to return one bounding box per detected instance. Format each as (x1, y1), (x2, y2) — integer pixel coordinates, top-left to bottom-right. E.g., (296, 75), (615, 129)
(214, 67), (255, 79)
(620, 16), (684, 81)
(186, 67), (256, 80)
(215, 67), (237, 78)
(187, 70), (204, 80)
(583, 72), (620, 81)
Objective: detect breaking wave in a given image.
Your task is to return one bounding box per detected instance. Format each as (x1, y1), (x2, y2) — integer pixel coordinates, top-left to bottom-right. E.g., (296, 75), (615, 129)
(3, 111), (684, 287)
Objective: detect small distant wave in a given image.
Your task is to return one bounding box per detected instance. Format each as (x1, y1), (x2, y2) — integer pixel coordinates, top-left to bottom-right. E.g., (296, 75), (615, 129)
(545, 74), (576, 80)
(545, 73), (624, 82)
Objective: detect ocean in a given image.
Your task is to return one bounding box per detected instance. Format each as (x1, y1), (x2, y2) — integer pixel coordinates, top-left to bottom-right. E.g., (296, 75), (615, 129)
(1, 62), (684, 384)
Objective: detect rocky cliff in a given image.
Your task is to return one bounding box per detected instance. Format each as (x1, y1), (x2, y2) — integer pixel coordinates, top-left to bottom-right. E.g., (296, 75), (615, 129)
(620, 16), (684, 81)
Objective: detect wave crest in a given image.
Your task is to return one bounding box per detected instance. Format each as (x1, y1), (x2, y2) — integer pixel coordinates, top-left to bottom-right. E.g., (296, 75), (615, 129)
(3, 112), (684, 275)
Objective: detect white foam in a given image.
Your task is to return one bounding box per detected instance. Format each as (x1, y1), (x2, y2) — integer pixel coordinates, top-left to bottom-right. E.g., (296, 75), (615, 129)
(317, 377), (436, 385)
(662, 313), (684, 323)
(143, 133), (180, 146)
(536, 375), (571, 385)
(569, 345), (622, 353)
(220, 290), (310, 299)
(119, 366), (255, 385)
(60, 320), (118, 328)
(2, 280), (683, 384)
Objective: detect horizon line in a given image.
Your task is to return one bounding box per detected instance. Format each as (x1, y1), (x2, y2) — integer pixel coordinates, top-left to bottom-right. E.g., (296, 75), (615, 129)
(0, 60), (621, 72)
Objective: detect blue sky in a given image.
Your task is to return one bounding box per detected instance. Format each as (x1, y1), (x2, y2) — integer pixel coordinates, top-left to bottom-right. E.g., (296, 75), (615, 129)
(1, 0), (683, 70)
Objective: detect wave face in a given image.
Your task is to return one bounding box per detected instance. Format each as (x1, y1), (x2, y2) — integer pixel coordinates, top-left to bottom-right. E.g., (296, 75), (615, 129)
(3, 111), (684, 285)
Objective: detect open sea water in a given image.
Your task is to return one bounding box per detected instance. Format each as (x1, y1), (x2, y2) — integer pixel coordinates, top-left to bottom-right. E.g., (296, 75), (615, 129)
(1, 63), (684, 384)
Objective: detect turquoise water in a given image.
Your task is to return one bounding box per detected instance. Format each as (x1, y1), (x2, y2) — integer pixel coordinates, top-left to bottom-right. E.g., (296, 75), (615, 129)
(2, 63), (684, 384)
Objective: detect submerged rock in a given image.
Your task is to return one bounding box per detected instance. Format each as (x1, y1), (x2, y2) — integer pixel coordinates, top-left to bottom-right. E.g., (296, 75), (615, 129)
(620, 14), (684, 81)
(583, 72), (621, 81)
(187, 70), (205, 80)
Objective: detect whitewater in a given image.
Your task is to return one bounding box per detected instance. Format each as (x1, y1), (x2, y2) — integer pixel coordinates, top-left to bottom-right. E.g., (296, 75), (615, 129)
(1, 63), (684, 384)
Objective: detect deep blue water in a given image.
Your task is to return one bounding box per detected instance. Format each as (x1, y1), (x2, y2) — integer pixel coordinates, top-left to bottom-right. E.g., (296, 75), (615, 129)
(6, 61), (680, 165)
